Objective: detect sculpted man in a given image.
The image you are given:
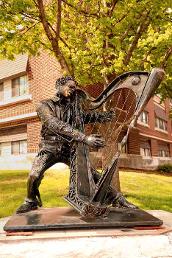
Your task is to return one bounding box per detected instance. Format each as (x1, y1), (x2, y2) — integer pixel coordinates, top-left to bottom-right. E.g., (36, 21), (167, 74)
(16, 76), (135, 214)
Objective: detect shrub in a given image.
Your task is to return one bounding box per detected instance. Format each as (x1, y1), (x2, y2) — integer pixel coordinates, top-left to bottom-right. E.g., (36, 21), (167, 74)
(158, 164), (172, 173)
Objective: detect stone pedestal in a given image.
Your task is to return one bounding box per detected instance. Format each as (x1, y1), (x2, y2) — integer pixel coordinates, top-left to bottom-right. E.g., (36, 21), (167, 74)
(0, 210), (172, 258)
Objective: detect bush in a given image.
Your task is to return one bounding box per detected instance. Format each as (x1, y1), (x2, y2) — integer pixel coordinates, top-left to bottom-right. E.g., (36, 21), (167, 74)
(158, 164), (172, 173)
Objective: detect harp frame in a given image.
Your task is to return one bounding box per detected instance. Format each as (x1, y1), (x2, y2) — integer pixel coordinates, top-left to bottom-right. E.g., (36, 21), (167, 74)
(64, 68), (165, 217)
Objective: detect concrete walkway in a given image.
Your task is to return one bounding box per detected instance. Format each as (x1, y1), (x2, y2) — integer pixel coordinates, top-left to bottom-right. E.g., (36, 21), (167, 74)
(0, 210), (172, 258)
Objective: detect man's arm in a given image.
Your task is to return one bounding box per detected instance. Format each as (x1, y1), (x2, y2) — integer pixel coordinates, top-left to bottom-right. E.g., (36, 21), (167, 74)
(37, 101), (106, 147)
(36, 101), (86, 142)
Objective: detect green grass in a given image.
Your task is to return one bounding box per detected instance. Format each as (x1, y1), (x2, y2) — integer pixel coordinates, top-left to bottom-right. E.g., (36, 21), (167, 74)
(0, 169), (171, 218)
(120, 171), (172, 212)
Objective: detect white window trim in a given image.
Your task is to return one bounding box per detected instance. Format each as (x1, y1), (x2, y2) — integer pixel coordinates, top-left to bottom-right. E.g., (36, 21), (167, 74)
(0, 94), (32, 107)
(137, 121), (150, 127)
(154, 101), (166, 110)
(140, 133), (172, 143)
(158, 157), (171, 160)
(0, 112), (37, 124)
(155, 127), (168, 134)
(137, 111), (149, 126)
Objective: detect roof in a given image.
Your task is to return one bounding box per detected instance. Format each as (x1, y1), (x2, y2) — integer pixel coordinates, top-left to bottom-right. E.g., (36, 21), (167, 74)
(0, 54), (28, 81)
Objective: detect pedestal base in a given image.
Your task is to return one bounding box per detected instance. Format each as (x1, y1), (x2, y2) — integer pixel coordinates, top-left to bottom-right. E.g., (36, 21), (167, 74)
(4, 207), (163, 232)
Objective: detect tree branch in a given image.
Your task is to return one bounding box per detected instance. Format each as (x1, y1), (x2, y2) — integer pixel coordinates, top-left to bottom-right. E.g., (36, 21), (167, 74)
(36, 0), (54, 42)
(56, 0), (62, 40)
(160, 46), (172, 69)
(140, 47), (156, 69)
(108, 0), (119, 17)
(32, 0), (39, 8)
(36, 0), (71, 73)
(123, 13), (150, 66)
(21, 12), (40, 21)
(20, 21), (40, 34)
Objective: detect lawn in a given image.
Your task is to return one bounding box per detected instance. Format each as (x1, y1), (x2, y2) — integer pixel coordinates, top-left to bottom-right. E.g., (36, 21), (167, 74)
(0, 169), (171, 218)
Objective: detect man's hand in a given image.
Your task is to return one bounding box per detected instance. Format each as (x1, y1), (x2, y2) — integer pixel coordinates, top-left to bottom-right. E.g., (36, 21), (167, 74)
(99, 110), (116, 123)
(84, 134), (105, 148)
(105, 110), (116, 121)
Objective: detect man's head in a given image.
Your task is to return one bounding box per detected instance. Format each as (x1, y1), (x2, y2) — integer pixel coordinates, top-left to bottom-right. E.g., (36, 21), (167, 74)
(56, 76), (76, 98)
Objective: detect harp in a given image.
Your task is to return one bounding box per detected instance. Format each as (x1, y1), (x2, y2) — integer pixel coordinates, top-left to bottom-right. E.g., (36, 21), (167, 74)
(65, 68), (165, 217)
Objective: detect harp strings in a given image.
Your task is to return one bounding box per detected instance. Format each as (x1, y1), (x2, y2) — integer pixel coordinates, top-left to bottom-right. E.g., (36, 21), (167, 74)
(82, 87), (123, 170)
(88, 87), (136, 172)
(101, 92), (136, 171)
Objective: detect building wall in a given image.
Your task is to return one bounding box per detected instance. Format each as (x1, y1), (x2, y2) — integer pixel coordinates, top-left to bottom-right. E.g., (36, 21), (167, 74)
(0, 52), (62, 160)
(123, 96), (172, 169)
(26, 52), (61, 152)
(27, 120), (41, 153)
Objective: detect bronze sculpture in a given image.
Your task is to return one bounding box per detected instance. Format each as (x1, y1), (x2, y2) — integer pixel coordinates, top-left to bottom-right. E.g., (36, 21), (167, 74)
(3, 68), (165, 232)
(16, 76), (136, 214)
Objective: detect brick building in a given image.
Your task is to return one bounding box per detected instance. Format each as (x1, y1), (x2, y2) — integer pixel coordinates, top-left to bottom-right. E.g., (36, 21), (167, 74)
(0, 53), (171, 170)
(0, 52), (61, 169)
(120, 96), (172, 170)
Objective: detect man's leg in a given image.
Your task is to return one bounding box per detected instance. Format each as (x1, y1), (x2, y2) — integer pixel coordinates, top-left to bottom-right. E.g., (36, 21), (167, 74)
(16, 150), (56, 214)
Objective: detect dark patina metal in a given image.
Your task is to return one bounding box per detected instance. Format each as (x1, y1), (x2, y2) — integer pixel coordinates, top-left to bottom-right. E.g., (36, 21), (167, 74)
(4, 207), (163, 232)
(15, 68), (165, 221)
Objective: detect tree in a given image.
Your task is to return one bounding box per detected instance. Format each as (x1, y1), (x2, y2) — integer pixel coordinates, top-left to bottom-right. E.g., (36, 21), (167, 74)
(0, 0), (172, 189)
(0, 0), (171, 96)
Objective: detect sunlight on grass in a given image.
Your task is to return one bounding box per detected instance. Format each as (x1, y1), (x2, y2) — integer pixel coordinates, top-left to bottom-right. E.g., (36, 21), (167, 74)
(120, 171), (172, 212)
(0, 169), (172, 218)
(40, 169), (70, 208)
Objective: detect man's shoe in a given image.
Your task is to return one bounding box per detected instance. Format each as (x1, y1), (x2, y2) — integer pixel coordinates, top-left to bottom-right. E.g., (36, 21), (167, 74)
(16, 200), (38, 214)
(112, 193), (138, 209)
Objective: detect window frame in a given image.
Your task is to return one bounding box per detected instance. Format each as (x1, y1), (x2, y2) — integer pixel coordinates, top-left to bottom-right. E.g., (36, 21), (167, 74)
(11, 140), (27, 155)
(155, 116), (167, 131)
(140, 147), (151, 157)
(138, 110), (149, 126)
(11, 75), (29, 98)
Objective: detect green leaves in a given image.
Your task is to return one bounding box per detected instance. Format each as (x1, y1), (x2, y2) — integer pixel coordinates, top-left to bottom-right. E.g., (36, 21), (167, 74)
(0, 0), (171, 96)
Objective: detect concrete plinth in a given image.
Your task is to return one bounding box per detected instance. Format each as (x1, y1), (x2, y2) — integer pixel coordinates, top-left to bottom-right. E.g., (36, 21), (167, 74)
(0, 210), (172, 258)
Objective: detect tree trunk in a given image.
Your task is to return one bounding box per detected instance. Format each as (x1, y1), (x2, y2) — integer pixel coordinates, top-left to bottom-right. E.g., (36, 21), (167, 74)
(111, 167), (121, 192)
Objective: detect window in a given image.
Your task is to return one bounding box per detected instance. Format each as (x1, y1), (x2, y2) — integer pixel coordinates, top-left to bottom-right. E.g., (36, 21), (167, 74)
(159, 149), (170, 157)
(158, 142), (170, 157)
(11, 141), (20, 155)
(155, 117), (167, 131)
(140, 140), (151, 157)
(11, 140), (27, 155)
(138, 111), (149, 125)
(0, 83), (4, 101)
(140, 148), (151, 157)
(118, 142), (127, 153)
(12, 76), (28, 97)
(0, 142), (11, 156)
(158, 145), (170, 157)
(20, 140), (27, 154)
